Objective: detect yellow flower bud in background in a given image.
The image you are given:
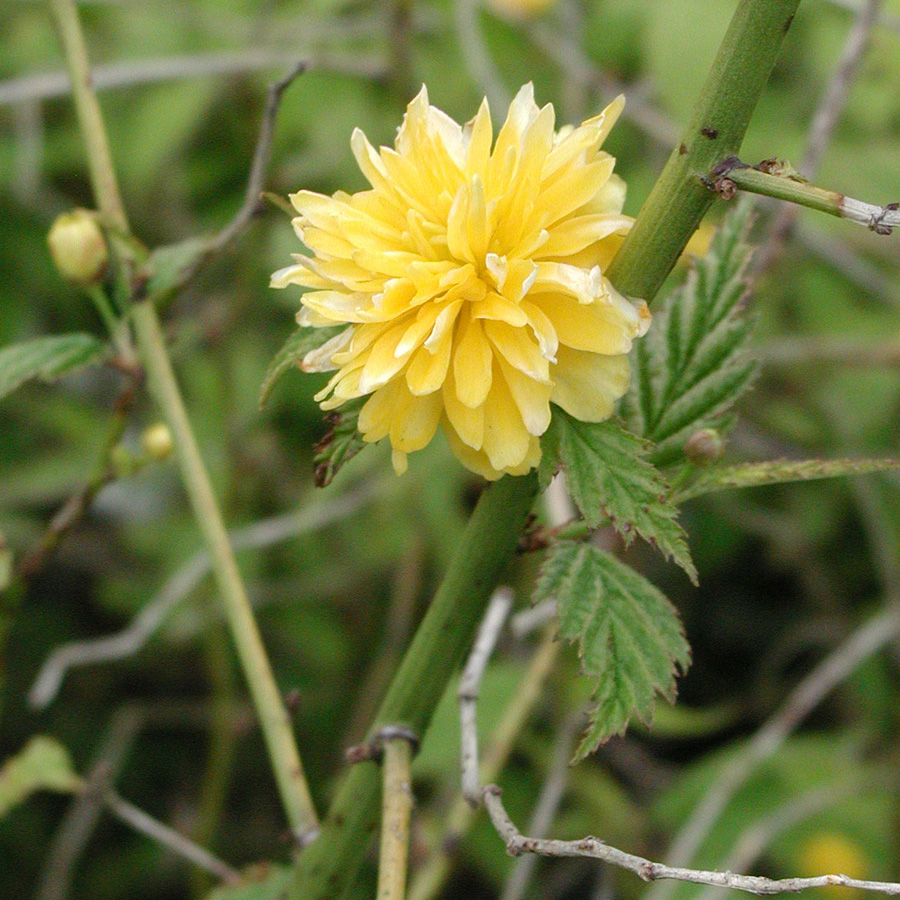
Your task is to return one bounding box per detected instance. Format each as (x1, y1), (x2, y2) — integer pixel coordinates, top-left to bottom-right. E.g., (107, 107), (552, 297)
(47, 209), (109, 285)
(485, 0), (557, 20)
(141, 423), (175, 461)
(797, 832), (867, 900)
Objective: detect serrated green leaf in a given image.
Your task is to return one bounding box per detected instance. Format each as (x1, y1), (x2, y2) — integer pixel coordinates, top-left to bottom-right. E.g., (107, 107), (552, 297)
(622, 199), (758, 467)
(676, 457), (900, 502)
(0, 334), (108, 402)
(312, 397), (368, 487)
(534, 542), (690, 759)
(259, 325), (346, 408)
(542, 409), (696, 582)
(204, 864), (290, 900)
(0, 736), (83, 818)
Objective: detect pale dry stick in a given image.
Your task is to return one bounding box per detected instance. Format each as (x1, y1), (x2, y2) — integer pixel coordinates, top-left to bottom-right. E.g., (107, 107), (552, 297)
(698, 781), (862, 900)
(821, 0), (900, 35)
(461, 601), (900, 897)
(753, 0), (883, 273)
(499, 718), (579, 900)
(37, 707), (144, 900)
(481, 788), (900, 897)
(459, 588), (516, 804)
(29, 477), (385, 710)
(794, 225), (899, 307)
(0, 47), (386, 107)
(103, 790), (239, 884)
(407, 622), (560, 900)
(645, 602), (900, 900)
(757, 336), (900, 367)
(377, 733), (416, 900)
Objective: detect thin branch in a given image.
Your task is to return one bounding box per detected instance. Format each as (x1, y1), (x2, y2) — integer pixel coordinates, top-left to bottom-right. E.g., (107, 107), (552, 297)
(28, 477), (384, 710)
(36, 706), (144, 900)
(0, 47), (386, 106)
(758, 336), (900, 367)
(459, 588), (515, 804)
(499, 718), (579, 900)
(698, 781), (861, 900)
(103, 790), (240, 884)
(481, 788), (900, 897)
(204, 62), (306, 256)
(454, 0), (510, 113)
(647, 602), (900, 900)
(377, 733), (416, 900)
(708, 159), (899, 235)
(17, 379), (137, 580)
(753, 0), (883, 272)
(459, 589), (900, 898)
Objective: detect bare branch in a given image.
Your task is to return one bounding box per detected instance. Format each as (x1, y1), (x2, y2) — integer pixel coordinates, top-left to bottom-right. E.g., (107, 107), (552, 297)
(104, 790), (239, 883)
(28, 478), (385, 709)
(459, 588), (515, 805)
(481, 787), (900, 897)
(459, 583), (900, 898)
(499, 718), (579, 900)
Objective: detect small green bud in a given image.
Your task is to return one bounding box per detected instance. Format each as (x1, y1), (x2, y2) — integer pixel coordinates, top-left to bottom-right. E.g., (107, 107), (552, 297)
(141, 423), (174, 461)
(47, 209), (109, 285)
(684, 428), (725, 465)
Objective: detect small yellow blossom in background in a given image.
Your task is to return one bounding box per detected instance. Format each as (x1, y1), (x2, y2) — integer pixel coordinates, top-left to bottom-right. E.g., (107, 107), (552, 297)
(272, 85), (650, 479)
(485, 0), (557, 21)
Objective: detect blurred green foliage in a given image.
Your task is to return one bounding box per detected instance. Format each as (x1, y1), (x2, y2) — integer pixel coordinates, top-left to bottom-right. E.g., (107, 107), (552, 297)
(1, 1), (900, 899)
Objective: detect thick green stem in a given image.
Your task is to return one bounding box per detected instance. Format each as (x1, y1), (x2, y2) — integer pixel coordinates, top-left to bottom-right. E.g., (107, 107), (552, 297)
(605, 0), (802, 302)
(287, 472), (538, 900)
(131, 301), (319, 840)
(288, 0), (801, 895)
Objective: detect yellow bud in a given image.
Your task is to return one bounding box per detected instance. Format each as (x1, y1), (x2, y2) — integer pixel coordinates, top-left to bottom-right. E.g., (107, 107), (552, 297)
(141, 423), (174, 461)
(485, 0), (556, 20)
(47, 209), (109, 285)
(798, 832), (867, 900)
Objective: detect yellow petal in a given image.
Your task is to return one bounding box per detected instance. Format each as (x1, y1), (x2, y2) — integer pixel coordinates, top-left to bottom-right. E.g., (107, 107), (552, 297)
(442, 364), (484, 449)
(482, 361), (532, 471)
(484, 320), (549, 380)
(390, 389), (443, 452)
(531, 293), (637, 354)
(453, 314), (493, 408)
(550, 347), (630, 421)
(406, 332), (453, 395)
(496, 356), (552, 436)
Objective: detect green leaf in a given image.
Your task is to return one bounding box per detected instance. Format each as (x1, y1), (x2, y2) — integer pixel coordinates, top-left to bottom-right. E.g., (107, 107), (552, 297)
(0, 334), (108, 402)
(541, 409), (696, 582)
(676, 456), (900, 502)
(204, 864), (290, 900)
(534, 542), (690, 759)
(0, 736), (82, 818)
(622, 198), (758, 466)
(259, 326), (347, 408)
(312, 397), (368, 487)
(142, 237), (210, 307)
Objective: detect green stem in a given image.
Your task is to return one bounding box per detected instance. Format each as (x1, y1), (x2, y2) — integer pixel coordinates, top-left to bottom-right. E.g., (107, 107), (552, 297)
(377, 738), (414, 900)
(49, 0), (319, 840)
(716, 163), (900, 233)
(49, 0), (129, 233)
(288, 0), (801, 895)
(131, 300), (318, 840)
(287, 472), (538, 900)
(605, 0), (802, 302)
